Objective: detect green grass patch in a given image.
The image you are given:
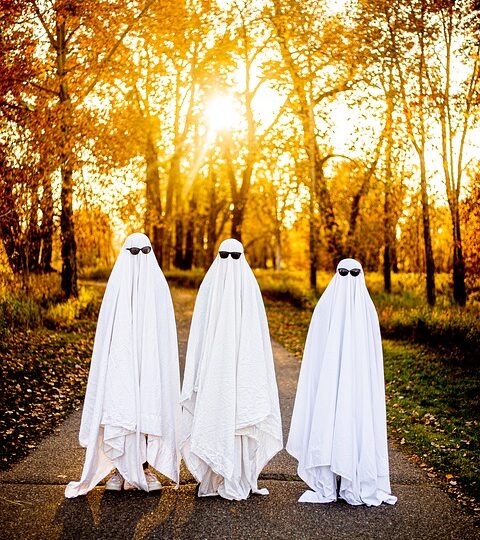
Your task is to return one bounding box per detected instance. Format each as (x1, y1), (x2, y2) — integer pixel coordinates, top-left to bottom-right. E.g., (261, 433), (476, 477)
(264, 297), (480, 510)
(383, 340), (479, 502)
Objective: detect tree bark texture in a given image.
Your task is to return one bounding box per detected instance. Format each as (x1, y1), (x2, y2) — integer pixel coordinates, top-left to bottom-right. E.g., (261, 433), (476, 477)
(145, 128), (164, 267)
(57, 20), (78, 299)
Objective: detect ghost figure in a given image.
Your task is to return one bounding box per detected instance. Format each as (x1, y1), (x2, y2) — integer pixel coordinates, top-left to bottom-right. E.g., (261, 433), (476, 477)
(65, 233), (180, 498)
(287, 259), (397, 506)
(180, 238), (283, 500)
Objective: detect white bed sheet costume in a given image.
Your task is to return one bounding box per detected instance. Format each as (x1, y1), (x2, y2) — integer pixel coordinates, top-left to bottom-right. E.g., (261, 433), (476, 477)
(180, 239), (283, 500)
(65, 233), (181, 498)
(286, 258), (397, 506)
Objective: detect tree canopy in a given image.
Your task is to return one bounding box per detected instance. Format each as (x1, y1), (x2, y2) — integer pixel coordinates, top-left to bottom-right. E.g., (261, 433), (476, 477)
(1, 0), (479, 304)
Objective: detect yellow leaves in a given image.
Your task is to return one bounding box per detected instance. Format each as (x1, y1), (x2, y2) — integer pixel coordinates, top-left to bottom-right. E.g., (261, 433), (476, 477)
(445, 474), (458, 486)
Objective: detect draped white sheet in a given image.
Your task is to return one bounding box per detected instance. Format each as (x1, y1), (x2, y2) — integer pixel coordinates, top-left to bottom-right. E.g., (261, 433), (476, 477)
(286, 259), (397, 506)
(65, 233), (180, 498)
(180, 239), (283, 500)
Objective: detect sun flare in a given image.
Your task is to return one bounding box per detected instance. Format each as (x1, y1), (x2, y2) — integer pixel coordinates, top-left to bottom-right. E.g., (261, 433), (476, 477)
(204, 94), (239, 133)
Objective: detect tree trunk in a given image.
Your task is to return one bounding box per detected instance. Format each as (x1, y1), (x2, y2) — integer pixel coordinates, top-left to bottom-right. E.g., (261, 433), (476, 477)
(383, 188), (393, 293)
(383, 83), (394, 293)
(206, 216), (216, 268)
(60, 162), (78, 298)
(27, 197), (41, 272)
(313, 157), (345, 268)
(308, 101), (318, 289)
(346, 143), (383, 256)
(451, 203), (467, 305)
(419, 156), (436, 306)
(145, 128), (163, 266)
(174, 215), (184, 269)
(231, 198), (245, 243)
(274, 227), (282, 271)
(164, 152), (180, 270)
(271, 8), (344, 269)
(435, 4), (470, 306)
(184, 196), (196, 270)
(309, 201), (317, 290)
(205, 169), (228, 268)
(194, 217), (205, 268)
(206, 199), (216, 268)
(227, 139), (254, 244)
(392, 242), (399, 273)
(40, 175), (54, 272)
(0, 179), (24, 273)
(57, 21), (78, 299)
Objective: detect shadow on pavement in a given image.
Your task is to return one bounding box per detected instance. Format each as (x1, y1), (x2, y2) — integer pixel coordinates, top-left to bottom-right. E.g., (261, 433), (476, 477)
(54, 490), (168, 540)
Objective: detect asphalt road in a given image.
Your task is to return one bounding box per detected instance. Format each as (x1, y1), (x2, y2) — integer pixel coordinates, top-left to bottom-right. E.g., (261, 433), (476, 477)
(0, 288), (478, 539)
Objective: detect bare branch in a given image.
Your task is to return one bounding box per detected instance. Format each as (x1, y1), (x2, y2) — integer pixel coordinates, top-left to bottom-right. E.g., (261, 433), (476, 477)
(258, 93), (291, 144)
(65, 23), (82, 44)
(312, 79), (361, 105)
(250, 76), (266, 99)
(29, 0), (56, 48)
(10, 78), (58, 97)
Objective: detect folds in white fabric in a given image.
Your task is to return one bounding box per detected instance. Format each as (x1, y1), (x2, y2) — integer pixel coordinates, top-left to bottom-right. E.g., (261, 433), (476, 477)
(180, 239), (283, 501)
(287, 258), (397, 507)
(65, 233), (181, 498)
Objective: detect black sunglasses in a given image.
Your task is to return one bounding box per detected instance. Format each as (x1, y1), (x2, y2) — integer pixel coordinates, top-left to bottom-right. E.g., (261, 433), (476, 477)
(127, 246), (152, 255)
(219, 251), (242, 259)
(338, 267), (361, 277)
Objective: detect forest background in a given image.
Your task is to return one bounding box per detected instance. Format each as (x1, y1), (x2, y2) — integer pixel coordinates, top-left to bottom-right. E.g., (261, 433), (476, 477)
(0, 0), (479, 518)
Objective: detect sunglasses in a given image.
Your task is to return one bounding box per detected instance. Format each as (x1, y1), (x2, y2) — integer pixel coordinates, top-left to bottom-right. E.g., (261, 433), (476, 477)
(127, 246), (152, 255)
(338, 267), (361, 277)
(219, 251), (242, 260)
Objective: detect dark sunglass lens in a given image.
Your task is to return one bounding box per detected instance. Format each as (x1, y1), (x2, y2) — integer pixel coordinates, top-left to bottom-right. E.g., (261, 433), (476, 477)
(128, 247), (140, 255)
(338, 268), (349, 276)
(350, 268), (361, 277)
(141, 246), (152, 254)
(231, 252), (241, 259)
(219, 251), (229, 259)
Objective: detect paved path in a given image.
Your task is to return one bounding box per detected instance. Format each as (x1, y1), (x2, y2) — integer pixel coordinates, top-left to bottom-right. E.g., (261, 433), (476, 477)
(0, 288), (478, 539)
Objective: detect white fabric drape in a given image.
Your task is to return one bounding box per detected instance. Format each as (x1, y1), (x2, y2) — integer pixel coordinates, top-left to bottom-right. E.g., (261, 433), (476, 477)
(180, 239), (283, 500)
(286, 258), (397, 506)
(65, 233), (180, 498)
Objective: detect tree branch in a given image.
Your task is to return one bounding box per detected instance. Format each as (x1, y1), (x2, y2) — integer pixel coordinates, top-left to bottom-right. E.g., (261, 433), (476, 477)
(29, 0), (56, 48)
(312, 79), (361, 104)
(25, 80), (58, 97)
(80, 0), (158, 102)
(222, 133), (238, 199)
(258, 93), (291, 145)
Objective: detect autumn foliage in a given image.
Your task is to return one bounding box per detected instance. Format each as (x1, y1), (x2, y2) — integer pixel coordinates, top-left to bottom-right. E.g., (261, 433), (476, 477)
(0, 0), (479, 305)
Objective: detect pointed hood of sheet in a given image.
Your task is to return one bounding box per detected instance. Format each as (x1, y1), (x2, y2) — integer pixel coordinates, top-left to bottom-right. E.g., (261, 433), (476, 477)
(65, 233), (180, 498)
(181, 239), (282, 498)
(286, 259), (396, 506)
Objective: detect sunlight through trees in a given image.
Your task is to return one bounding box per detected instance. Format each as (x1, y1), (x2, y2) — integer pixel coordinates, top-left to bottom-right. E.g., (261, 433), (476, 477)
(1, 0), (479, 304)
